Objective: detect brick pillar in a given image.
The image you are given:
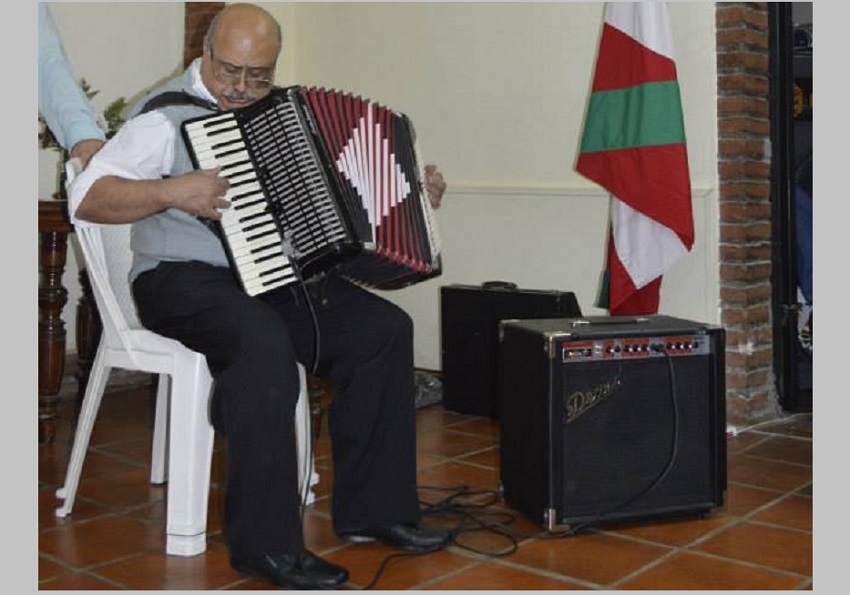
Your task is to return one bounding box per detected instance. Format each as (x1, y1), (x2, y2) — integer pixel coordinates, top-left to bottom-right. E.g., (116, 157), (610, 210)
(184, 2), (225, 68)
(716, 3), (778, 426)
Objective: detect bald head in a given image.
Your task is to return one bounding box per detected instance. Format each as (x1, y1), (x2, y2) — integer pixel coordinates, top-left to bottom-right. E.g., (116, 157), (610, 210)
(201, 3), (282, 109)
(205, 3), (282, 58)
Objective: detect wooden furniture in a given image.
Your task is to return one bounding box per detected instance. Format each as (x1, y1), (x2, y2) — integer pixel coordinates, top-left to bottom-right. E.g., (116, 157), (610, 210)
(38, 199), (100, 443)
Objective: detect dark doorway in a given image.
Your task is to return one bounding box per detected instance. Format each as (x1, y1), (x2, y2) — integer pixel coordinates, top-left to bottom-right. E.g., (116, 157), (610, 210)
(769, 2), (813, 413)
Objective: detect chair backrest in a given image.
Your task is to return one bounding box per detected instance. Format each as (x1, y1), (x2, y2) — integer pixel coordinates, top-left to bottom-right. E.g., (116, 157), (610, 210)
(66, 158), (145, 336)
(76, 224), (147, 355)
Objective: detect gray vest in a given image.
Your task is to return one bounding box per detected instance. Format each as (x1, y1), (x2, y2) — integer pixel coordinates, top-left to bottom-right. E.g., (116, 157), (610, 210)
(127, 69), (229, 282)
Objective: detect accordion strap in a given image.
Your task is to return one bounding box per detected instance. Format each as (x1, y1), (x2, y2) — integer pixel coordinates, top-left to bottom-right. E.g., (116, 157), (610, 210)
(139, 91), (222, 237)
(139, 91), (219, 115)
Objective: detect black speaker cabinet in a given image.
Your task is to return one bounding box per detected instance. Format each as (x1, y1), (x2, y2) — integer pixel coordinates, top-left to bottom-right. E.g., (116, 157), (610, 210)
(498, 315), (726, 531)
(440, 283), (581, 418)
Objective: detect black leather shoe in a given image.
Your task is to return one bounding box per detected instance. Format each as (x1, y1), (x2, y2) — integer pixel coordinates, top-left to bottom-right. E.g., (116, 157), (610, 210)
(231, 550), (348, 590)
(337, 522), (451, 552)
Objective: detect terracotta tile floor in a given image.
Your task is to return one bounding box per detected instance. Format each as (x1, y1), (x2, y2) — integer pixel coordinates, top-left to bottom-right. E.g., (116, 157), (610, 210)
(39, 377), (813, 590)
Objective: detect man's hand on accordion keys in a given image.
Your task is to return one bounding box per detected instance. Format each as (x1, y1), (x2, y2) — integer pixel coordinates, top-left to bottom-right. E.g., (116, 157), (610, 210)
(424, 164), (447, 210)
(170, 167), (232, 220)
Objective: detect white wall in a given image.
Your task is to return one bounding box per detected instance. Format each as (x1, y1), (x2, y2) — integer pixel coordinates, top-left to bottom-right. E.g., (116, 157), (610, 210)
(38, 2), (184, 357)
(40, 2), (185, 198)
(268, 2), (720, 370)
(38, 2), (719, 373)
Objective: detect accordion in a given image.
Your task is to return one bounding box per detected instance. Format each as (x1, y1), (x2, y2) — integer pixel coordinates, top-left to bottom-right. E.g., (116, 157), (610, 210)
(181, 85), (442, 297)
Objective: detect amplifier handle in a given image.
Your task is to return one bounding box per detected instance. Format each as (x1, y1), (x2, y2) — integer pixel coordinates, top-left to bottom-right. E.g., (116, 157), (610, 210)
(482, 280), (518, 291)
(570, 316), (651, 327)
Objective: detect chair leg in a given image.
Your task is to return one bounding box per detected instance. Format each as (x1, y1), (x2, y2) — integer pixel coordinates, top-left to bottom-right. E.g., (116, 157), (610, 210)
(295, 363), (318, 506)
(164, 355), (215, 556)
(150, 374), (170, 485)
(55, 346), (111, 517)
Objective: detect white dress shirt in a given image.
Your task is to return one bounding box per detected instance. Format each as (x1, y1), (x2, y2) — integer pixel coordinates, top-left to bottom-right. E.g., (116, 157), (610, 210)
(68, 59), (217, 228)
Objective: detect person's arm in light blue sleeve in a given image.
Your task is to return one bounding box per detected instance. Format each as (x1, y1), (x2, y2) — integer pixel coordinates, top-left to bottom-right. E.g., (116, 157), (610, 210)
(38, 3), (105, 166)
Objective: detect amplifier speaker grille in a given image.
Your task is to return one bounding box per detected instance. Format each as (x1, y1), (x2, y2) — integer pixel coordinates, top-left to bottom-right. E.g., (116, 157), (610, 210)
(498, 316), (726, 530)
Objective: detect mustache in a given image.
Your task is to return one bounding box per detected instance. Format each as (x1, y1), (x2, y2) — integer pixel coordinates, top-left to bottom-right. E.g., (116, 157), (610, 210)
(222, 89), (259, 103)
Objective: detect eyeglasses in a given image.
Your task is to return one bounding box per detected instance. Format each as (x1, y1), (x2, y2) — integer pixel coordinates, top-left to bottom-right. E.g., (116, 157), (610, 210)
(210, 50), (275, 90)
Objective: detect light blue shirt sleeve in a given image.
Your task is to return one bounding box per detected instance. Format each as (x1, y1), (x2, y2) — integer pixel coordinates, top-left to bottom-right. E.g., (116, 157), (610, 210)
(38, 3), (106, 151)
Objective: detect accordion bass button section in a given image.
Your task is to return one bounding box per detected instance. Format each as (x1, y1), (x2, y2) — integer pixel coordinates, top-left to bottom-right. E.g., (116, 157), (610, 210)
(181, 86), (441, 297)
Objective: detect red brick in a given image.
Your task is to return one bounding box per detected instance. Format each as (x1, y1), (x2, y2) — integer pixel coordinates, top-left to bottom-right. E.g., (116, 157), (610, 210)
(716, 29), (769, 51)
(717, 201), (770, 220)
(719, 281), (772, 300)
(718, 203), (748, 222)
(716, 3), (769, 30)
(183, 3), (224, 68)
(746, 222), (772, 241)
(717, 52), (770, 73)
(720, 282), (772, 308)
(718, 139), (765, 160)
(720, 263), (772, 283)
(718, 74), (770, 94)
(725, 347), (773, 370)
(719, 245), (772, 265)
(718, 96), (769, 118)
(719, 224), (748, 243)
(718, 117), (770, 136)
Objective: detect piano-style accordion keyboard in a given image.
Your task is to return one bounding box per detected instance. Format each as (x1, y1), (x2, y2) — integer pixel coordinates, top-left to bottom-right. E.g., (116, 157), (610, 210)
(181, 86), (441, 297)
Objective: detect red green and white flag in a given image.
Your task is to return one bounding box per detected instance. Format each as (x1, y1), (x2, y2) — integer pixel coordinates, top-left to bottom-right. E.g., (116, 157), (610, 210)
(575, 2), (694, 315)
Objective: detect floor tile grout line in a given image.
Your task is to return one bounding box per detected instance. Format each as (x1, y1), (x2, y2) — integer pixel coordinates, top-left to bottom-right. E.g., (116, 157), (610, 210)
(465, 551), (609, 590)
(41, 487), (169, 523)
(40, 509), (131, 532)
(38, 550), (89, 576)
(672, 546), (813, 581)
(733, 414), (813, 436)
(730, 478), (813, 518)
(39, 567), (131, 590)
(726, 482), (813, 524)
(38, 548), (160, 584)
(405, 556), (486, 589)
(40, 394), (812, 590)
(607, 547), (682, 589)
(738, 515), (813, 535)
(41, 498), (808, 580)
(729, 453), (813, 470)
(746, 431), (813, 442)
(426, 425), (500, 439)
(726, 478), (811, 495)
(612, 546), (813, 589)
(413, 540), (597, 589)
(595, 518), (737, 551)
(602, 523), (813, 587)
(443, 517), (752, 590)
(796, 576), (814, 589)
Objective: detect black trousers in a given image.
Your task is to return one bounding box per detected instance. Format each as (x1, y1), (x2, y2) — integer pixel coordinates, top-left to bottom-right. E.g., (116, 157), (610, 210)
(133, 261), (421, 558)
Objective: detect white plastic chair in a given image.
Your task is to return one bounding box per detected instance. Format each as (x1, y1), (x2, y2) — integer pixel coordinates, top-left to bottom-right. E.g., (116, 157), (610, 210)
(54, 220), (318, 556)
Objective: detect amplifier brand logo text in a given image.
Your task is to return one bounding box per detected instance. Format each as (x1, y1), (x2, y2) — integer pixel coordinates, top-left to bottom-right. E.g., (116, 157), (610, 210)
(564, 374), (621, 423)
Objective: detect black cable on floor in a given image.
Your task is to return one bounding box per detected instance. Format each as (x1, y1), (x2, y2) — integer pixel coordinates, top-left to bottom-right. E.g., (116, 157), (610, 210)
(354, 484), (523, 589)
(321, 352), (684, 587)
(359, 550), (435, 590)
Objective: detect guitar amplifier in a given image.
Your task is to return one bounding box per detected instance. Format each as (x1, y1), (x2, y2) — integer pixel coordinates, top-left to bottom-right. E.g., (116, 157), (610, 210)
(498, 315), (726, 531)
(440, 282), (581, 417)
